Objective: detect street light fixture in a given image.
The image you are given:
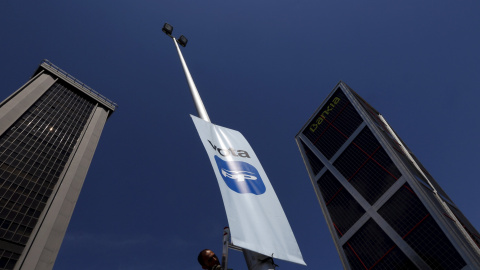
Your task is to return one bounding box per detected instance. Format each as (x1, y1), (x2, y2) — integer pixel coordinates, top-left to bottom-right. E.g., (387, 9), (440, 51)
(162, 23), (173, 36)
(162, 22), (188, 47)
(162, 22), (209, 121)
(177, 35), (188, 47)
(162, 23), (279, 270)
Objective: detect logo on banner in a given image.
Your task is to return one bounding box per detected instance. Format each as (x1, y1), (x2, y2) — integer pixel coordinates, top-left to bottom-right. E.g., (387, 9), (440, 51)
(214, 156), (266, 195)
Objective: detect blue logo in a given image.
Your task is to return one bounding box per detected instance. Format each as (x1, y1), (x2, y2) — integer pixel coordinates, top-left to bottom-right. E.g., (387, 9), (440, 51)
(214, 156), (266, 195)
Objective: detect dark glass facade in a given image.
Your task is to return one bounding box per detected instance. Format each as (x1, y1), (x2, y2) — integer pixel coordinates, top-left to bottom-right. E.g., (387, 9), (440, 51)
(333, 127), (401, 205)
(0, 60), (116, 270)
(300, 141), (324, 176)
(378, 184), (466, 270)
(302, 90), (363, 160)
(343, 219), (418, 270)
(296, 81), (480, 269)
(317, 170), (365, 237)
(0, 82), (94, 267)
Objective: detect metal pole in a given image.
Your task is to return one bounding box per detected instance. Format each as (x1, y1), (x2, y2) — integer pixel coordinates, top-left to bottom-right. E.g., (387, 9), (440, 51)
(222, 227), (230, 270)
(172, 38), (211, 123)
(242, 249), (277, 270)
(170, 33), (278, 270)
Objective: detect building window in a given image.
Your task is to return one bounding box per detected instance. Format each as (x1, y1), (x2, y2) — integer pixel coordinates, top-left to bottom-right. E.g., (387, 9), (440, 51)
(317, 171), (365, 236)
(0, 82), (94, 256)
(334, 127), (401, 205)
(299, 141), (324, 176)
(378, 184), (466, 270)
(343, 218), (418, 270)
(302, 89), (363, 160)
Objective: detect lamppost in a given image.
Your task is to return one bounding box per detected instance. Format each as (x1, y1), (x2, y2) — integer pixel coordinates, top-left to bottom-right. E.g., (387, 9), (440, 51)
(162, 23), (278, 270)
(162, 23), (210, 123)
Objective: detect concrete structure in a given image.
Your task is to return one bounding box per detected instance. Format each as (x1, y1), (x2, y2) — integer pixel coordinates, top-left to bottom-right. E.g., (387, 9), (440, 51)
(296, 81), (480, 269)
(0, 60), (116, 269)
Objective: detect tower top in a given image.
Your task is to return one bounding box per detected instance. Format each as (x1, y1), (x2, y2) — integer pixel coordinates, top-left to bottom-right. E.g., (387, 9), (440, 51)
(33, 59), (118, 112)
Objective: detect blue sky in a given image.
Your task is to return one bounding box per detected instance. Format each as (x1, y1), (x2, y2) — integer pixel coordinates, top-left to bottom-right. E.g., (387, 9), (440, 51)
(1, 0), (479, 269)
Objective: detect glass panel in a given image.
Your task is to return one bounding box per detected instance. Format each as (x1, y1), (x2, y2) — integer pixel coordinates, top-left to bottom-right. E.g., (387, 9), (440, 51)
(0, 82), (95, 265)
(379, 184), (466, 270)
(303, 89), (363, 160)
(343, 219), (418, 270)
(317, 171), (365, 236)
(334, 128), (401, 205)
(300, 140), (324, 176)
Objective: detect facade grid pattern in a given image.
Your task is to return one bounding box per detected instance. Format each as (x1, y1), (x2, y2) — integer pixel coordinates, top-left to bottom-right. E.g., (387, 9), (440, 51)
(350, 91), (405, 156)
(317, 171), (365, 236)
(343, 219), (418, 270)
(302, 90), (363, 160)
(378, 183), (466, 269)
(0, 249), (19, 270)
(300, 141), (324, 176)
(352, 89), (455, 204)
(404, 215), (466, 269)
(296, 81), (480, 270)
(333, 127), (401, 205)
(0, 82), (94, 268)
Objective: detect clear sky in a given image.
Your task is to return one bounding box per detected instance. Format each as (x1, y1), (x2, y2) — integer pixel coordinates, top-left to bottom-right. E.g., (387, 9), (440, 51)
(1, 1), (479, 269)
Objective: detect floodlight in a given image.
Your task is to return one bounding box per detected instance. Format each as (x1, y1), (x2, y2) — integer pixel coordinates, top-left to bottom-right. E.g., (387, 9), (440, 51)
(162, 23), (173, 36)
(177, 35), (188, 47)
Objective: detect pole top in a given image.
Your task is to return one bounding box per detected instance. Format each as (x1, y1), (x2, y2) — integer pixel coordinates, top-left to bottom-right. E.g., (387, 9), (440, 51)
(162, 23), (188, 47)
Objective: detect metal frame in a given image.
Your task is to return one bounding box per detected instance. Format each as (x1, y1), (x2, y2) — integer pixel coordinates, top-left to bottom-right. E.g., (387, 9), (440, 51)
(344, 84), (480, 267)
(295, 81), (480, 269)
(34, 60), (117, 112)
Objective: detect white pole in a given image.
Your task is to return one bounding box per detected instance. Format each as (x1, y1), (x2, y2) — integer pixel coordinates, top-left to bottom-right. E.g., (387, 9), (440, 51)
(172, 38), (211, 123)
(170, 35), (278, 270)
(222, 227), (230, 270)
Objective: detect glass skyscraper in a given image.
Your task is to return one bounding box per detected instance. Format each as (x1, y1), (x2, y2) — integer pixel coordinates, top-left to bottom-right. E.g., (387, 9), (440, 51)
(0, 60), (116, 270)
(296, 81), (480, 269)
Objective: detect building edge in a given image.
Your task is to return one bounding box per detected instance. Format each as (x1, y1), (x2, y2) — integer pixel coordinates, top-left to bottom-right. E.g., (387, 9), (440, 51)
(0, 60), (117, 270)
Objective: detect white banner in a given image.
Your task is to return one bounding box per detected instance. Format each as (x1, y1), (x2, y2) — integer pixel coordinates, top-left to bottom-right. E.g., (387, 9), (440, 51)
(191, 115), (305, 265)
